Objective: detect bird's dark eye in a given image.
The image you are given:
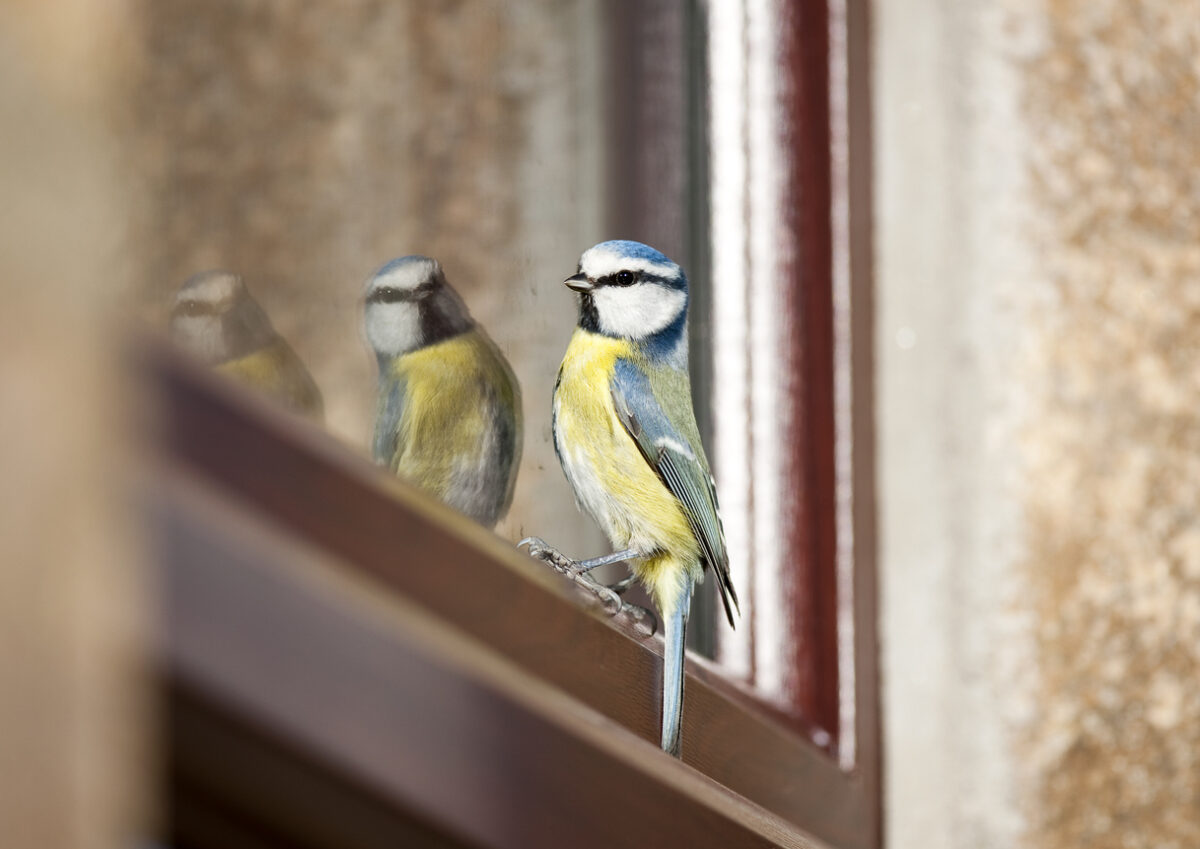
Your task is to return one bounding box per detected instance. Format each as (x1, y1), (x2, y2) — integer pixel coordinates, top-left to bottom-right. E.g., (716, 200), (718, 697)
(375, 287), (405, 303)
(615, 270), (636, 286)
(178, 300), (207, 317)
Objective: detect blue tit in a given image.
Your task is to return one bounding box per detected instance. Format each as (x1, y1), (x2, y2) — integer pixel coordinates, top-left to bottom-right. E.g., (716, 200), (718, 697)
(363, 255), (522, 529)
(522, 239), (739, 757)
(169, 270), (324, 421)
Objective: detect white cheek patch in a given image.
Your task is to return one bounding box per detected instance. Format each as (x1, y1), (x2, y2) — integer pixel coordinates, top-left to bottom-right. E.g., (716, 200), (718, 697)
(170, 315), (227, 363)
(592, 283), (687, 339)
(365, 302), (421, 357)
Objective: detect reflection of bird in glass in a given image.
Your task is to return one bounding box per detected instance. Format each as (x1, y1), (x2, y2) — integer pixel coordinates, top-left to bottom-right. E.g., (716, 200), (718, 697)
(363, 256), (521, 529)
(521, 240), (738, 758)
(169, 270), (324, 421)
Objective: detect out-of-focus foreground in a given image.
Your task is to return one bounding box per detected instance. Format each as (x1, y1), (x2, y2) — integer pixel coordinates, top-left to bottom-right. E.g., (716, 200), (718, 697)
(0, 4), (146, 849)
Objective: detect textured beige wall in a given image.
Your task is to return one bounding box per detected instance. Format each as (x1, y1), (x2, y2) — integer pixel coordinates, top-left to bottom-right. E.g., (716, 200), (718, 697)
(127, 0), (608, 551)
(1021, 1), (1200, 844)
(0, 4), (147, 849)
(878, 0), (1200, 847)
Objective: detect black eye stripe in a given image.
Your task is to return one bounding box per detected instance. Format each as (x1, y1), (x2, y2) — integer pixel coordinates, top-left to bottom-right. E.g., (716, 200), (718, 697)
(174, 300), (220, 317)
(367, 280), (437, 304)
(368, 287), (408, 304)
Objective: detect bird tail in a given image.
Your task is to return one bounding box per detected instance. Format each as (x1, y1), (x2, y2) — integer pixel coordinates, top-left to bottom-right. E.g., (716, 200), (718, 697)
(661, 579), (693, 757)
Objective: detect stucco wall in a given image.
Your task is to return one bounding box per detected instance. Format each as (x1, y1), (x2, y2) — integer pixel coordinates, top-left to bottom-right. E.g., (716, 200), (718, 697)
(878, 0), (1200, 846)
(1020, 1), (1200, 844)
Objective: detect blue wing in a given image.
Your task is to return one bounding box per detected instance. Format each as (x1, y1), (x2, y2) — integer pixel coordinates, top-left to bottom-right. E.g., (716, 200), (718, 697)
(372, 375), (407, 466)
(610, 359), (739, 627)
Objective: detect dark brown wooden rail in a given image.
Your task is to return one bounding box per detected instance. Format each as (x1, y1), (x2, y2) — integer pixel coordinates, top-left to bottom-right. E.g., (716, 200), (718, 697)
(140, 340), (877, 849)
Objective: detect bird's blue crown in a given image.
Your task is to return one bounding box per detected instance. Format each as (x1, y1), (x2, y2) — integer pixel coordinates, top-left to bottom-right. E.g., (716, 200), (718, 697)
(585, 240), (688, 291)
(376, 255), (434, 276)
(595, 239), (672, 264)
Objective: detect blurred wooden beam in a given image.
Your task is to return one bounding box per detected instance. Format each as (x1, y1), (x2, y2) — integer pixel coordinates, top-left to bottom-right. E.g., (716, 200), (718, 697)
(139, 340), (874, 848)
(0, 4), (147, 849)
(152, 467), (818, 849)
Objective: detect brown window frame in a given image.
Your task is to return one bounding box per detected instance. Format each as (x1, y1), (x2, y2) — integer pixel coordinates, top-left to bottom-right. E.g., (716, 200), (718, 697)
(707, 0), (879, 775)
(606, 0), (878, 791)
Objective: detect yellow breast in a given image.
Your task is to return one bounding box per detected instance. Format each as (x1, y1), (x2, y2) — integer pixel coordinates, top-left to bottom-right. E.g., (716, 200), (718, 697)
(554, 330), (699, 614)
(218, 339), (323, 420)
(387, 330), (516, 492)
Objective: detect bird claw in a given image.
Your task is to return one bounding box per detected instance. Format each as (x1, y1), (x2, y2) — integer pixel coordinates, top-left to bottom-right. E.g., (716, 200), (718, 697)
(518, 537), (656, 636)
(518, 536), (576, 575)
(580, 572), (623, 615)
(579, 576), (657, 637)
(620, 602), (658, 638)
(607, 573), (637, 595)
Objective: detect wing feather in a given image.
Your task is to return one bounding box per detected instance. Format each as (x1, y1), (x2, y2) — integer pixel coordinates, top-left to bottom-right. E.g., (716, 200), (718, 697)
(372, 376), (406, 466)
(611, 360), (740, 627)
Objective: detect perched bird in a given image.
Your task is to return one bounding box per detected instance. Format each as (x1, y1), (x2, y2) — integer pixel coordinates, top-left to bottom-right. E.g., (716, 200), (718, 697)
(169, 270), (324, 420)
(521, 239), (738, 757)
(364, 255), (521, 528)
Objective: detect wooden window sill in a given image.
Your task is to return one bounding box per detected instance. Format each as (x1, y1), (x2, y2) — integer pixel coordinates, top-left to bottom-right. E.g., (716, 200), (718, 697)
(141, 341), (875, 849)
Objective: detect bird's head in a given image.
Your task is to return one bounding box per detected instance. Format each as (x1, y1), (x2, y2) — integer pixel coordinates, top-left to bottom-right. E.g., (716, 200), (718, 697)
(566, 240), (689, 358)
(363, 255), (472, 359)
(169, 270), (275, 364)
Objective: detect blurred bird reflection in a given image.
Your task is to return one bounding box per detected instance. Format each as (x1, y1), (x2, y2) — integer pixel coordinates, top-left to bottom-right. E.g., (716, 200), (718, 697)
(364, 256), (522, 528)
(169, 270), (325, 421)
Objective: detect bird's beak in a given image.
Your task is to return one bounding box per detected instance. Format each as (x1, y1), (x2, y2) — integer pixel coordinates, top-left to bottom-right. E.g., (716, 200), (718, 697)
(564, 272), (594, 293)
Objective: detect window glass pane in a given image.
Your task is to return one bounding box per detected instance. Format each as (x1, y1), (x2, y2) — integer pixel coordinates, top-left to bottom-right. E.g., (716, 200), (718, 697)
(127, 1), (614, 559)
(126, 1), (740, 668)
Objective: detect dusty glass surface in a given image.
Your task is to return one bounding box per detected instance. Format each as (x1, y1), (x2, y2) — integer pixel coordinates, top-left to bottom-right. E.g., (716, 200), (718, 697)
(127, 1), (619, 556)
(125, 0), (720, 657)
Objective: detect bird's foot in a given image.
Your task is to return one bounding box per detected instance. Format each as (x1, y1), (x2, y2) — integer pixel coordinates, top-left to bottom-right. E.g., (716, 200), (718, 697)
(602, 574), (657, 635)
(518, 537), (656, 636)
(607, 573), (637, 594)
(518, 536), (577, 576)
(519, 536), (621, 610)
(618, 601), (658, 637)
